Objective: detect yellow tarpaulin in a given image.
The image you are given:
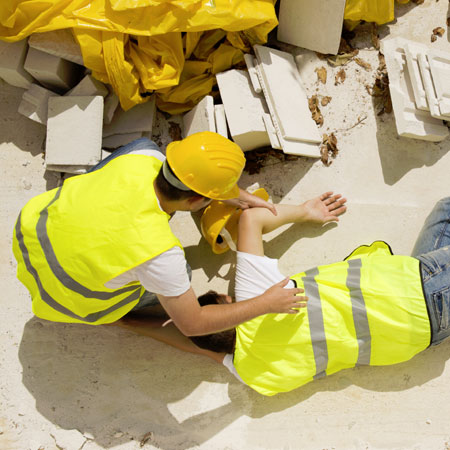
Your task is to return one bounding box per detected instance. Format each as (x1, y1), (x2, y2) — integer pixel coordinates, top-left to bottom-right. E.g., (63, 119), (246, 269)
(0, 0), (277, 112)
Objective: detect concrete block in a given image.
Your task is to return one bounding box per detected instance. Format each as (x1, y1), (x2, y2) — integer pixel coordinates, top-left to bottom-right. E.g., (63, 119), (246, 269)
(0, 39), (35, 89)
(18, 84), (59, 125)
(427, 50), (450, 116)
(65, 75), (108, 97)
(404, 42), (429, 111)
(46, 96), (103, 167)
(381, 38), (448, 142)
(216, 69), (270, 151)
(102, 132), (143, 149)
(214, 104), (228, 138)
(24, 47), (84, 93)
(103, 90), (119, 124)
(254, 45), (321, 145)
(418, 52), (450, 121)
(182, 95), (216, 138)
(28, 29), (84, 65)
(244, 54), (262, 93)
(262, 114), (281, 149)
(103, 95), (155, 137)
(277, 0), (345, 55)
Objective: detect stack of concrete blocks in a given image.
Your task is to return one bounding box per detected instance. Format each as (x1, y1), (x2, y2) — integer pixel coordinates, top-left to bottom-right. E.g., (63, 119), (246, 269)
(182, 95), (229, 139)
(0, 39), (36, 89)
(277, 0), (346, 55)
(102, 95), (156, 149)
(381, 37), (449, 142)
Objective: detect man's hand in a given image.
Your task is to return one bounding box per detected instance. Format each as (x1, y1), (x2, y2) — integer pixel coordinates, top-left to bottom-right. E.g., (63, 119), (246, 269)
(224, 188), (278, 215)
(260, 278), (308, 314)
(302, 192), (347, 225)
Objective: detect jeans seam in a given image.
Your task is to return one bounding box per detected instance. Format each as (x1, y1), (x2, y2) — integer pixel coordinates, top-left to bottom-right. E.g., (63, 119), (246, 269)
(434, 219), (450, 250)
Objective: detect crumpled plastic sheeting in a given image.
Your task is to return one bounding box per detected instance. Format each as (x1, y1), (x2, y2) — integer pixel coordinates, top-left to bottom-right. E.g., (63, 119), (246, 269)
(0, 0), (277, 113)
(344, 0), (410, 31)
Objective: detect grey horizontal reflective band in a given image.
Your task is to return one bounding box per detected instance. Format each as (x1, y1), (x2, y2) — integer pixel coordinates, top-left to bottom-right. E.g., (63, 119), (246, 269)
(162, 160), (191, 191)
(36, 187), (138, 300)
(302, 267), (328, 380)
(346, 258), (371, 365)
(15, 212), (142, 322)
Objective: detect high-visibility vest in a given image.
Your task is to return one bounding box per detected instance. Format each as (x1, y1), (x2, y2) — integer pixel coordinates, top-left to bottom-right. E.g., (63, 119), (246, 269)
(12, 154), (182, 325)
(233, 241), (431, 396)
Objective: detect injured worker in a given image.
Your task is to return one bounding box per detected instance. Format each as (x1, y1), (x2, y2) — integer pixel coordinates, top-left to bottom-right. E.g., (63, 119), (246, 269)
(118, 193), (450, 396)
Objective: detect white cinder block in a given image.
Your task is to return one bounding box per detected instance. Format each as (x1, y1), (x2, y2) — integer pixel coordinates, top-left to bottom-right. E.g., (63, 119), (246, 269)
(216, 69), (270, 151)
(18, 84), (59, 125)
(102, 132), (143, 149)
(103, 90), (119, 124)
(254, 45), (321, 144)
(46, 96), (103, 167)
(0, 39), (35, 89)
(277, 0), (345, 55)
(404, 42), (429, 111)
(381, 38), (448, 142)
(28, 29), (84, 65)
(244, 54), (262, 93)
(65, 75), (108, 97)
(262, 114), (281, 150)
(427, 50), (450, 116)
(24, 47), (83, 93)
(214, 104), (228, 138)
(182, 96), (216, 138)
(103, 95), (155, 137)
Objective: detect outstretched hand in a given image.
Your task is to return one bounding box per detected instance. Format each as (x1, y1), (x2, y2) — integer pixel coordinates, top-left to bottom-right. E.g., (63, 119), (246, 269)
(302, 192), (347, 224)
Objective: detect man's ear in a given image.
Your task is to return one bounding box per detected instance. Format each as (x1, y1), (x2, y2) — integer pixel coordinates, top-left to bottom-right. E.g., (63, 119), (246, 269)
(187, 196), (211, 212)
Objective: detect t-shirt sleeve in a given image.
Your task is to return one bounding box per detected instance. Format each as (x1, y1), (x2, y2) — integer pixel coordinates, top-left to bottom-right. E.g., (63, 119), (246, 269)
(105, 246), (190, 297)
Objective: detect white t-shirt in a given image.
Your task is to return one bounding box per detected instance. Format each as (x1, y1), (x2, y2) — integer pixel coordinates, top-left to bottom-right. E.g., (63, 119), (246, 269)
(222, 251), (295, 382)
(104, 148), (190, 297)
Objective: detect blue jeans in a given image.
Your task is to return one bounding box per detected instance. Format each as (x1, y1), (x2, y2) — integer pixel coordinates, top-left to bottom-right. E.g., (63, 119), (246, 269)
(412, 197), (450, 345)
(90, 138), (191, 310)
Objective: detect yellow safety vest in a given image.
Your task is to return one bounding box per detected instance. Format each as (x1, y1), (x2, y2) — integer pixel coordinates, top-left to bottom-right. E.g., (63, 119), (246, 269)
(233, 241), (431, 396)
(12, 154), (182, 325)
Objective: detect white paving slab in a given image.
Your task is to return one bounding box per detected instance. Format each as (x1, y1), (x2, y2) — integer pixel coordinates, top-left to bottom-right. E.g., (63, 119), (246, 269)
(214, 104), (228, 138)
(46, 96), (103, 167)
(243, 54), (262, 93)
(103, 95), (156, 137)
(381, 38), (448, 141)
(404, 42), (429, 111)
(18, 84), (59, 125)
(24, 47), (83, 93)
(427, 50), (450, 116)
(28, 29), (84, 65)
(65, 74), (108, 97)
(253, 45), (321, 144)
(182, 95), (215, 138)
(216, 69), (270, 151)
(0, 39), (35, 89)
(277, 0), (346, 55)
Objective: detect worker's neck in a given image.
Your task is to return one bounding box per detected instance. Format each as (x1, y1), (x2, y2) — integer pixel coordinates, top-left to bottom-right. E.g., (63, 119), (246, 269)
(153, 179), (184, 215)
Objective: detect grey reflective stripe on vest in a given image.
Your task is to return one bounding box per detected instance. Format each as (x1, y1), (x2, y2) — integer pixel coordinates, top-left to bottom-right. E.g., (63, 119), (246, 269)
(302, 267), (328, 379)
(36, 187), (138, 300)
(346, 258), (371, 365)
(15, 213), (142, 323)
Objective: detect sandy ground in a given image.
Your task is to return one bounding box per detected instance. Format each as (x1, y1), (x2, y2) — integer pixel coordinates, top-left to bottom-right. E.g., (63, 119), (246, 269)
(2, 1), (450, 449)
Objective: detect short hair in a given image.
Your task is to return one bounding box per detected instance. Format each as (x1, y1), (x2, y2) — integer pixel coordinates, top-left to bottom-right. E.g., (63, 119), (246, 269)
(189, 291), (236, 354)
(155, 164), (206, 202)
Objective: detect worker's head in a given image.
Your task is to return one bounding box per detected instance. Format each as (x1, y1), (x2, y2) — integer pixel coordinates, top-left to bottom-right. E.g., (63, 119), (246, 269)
(189, 290), (236, 354)
(161, 131), (246, 202)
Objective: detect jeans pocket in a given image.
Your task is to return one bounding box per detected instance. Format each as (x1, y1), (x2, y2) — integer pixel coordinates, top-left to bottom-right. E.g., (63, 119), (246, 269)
(433, 288), (450, 331)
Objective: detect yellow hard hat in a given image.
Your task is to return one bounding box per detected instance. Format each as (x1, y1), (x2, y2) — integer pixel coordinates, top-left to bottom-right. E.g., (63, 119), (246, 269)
(201, 188), (269, 254)
(166, 131), (246, 200)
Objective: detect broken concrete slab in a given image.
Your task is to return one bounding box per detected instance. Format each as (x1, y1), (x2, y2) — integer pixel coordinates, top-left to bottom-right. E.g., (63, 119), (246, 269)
(427, 50), (450, 116)
(182, 95), (215, 138)
(262, 113), (281, 150)
(277, 0), (346, 55)
(102, 95), (155, 137)
(0, 39), (35, 89)
(18, 84), (59, 125)
(102, 132), (143, 149)
(243, 54), (262, 94)
(254, 45), (321, 145)
(214, 104), (228, 138)
(418, 52), (450, 121)
(28, 29), (84, 65)
(381, 38), (448, 141)
(216, 69), (270, 151)
(46, 96), (103, 168)
(24, 47), (84, 93)
(103, 89), (119, 124)
(65, 74), (108, 97)
(404, 42), (430, 111)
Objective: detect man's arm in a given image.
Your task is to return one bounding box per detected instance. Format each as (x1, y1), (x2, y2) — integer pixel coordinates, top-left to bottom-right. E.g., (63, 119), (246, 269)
(158, 281), (304, 336)
(223, 187), (277, 215)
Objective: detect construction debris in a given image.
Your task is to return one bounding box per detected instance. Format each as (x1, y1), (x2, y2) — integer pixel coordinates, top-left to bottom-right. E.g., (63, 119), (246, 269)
(320, 133), (338, 166)
(367, 53), (392, 116)
(308, 95), (324, 126)
(315, 67), (327, 84)
(335, 68), (346, 85)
